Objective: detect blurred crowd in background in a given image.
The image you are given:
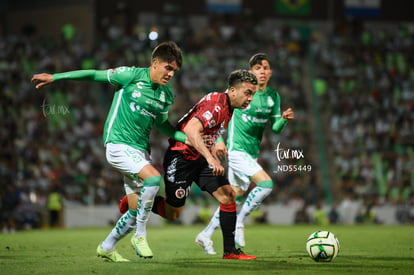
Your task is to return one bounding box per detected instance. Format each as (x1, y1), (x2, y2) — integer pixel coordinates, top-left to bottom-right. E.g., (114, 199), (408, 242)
(0, 14), (413, 232)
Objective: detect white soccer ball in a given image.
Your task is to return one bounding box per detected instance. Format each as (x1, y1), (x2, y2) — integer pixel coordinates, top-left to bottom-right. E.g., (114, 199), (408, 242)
(306, 230), (340, 262)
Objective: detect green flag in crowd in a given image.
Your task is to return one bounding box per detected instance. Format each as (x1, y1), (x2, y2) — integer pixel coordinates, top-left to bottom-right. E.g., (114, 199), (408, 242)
(276, 0), (311, 16)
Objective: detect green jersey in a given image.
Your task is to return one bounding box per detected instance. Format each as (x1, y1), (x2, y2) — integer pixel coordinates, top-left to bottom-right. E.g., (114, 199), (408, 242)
(103, 66), (174, 152)
(227, 87), (286, 158)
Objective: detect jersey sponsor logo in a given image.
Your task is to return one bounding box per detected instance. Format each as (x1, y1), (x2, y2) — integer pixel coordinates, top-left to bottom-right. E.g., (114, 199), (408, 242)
(130, 102), (141, 112)
(129, 102), (156, 118)
(254, 108), (271, 113)
(166, 157), (178, 182)
(202, 110), (213, 120)
(241, 114), (267, 124)
(145, 99), (163, 110)
(175, 187), (186, 199)
(202, 135), (215, 148)
(141, 109), (156, 119)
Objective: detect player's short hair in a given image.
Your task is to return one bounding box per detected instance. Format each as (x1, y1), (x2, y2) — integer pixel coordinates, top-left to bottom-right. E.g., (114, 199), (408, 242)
(228, 69), (258, 87)
(152, 41), (183, 68)
(249, 53), (270, 68)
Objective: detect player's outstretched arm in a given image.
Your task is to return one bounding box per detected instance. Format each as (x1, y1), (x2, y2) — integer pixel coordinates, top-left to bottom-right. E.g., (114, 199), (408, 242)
(154, 114), (189, 145)
(32, 70), (109, 90)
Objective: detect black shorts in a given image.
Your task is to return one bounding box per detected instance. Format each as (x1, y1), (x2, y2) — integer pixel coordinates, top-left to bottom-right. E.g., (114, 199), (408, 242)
(163, 149), (229, 207)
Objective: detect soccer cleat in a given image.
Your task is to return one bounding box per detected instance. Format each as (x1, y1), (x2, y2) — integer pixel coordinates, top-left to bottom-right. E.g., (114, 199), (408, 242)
(96, 244), (130, 262)
(195, 233), (217, 255)
(235, 224), (245, 247)
(223, 248), (256, 260)
(131, 235), (153, 258)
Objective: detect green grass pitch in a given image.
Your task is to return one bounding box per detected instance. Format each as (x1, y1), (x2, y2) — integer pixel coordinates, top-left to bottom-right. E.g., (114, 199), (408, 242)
(1, 224), (413, 274)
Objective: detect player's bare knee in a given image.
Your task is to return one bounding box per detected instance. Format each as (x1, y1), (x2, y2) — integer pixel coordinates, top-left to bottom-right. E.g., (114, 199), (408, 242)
(225, 186), (236, 199)
(213, 185), (236, 203)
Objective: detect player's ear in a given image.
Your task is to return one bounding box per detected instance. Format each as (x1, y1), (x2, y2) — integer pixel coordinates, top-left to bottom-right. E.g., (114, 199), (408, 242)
(151, 58), (159, 68)
(227, 86), (236, 97)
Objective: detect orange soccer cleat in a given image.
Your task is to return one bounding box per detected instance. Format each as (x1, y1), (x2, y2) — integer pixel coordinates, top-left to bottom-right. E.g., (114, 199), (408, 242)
(222, 249), (256, 260)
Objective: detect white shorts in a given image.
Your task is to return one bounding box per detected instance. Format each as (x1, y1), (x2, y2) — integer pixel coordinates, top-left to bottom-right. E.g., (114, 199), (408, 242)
(106, 143), (151, 195)
(227, 151), (263, 191)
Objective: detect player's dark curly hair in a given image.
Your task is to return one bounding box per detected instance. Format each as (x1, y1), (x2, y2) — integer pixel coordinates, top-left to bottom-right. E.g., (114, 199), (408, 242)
(152, 41), (183, 68)
(249, 53), (269, 68)
(228, 69), (258, 87)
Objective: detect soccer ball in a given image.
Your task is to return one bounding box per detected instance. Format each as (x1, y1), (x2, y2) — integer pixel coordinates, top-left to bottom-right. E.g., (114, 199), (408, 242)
(306, 230), (340, 262)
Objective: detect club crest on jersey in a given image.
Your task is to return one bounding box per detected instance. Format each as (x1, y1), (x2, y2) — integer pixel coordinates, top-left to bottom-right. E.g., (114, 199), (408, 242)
(160, 91), (165, 103)
(132, 90), (141, 98)
(175, 187), (186, 199)
(208, 120), (216, 128)
(202, 111), (213, 121)
(267, 96), (274, 107)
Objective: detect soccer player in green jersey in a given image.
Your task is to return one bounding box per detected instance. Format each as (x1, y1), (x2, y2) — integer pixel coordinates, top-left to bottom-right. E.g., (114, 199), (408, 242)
(195, 53), (294, 254)
(32, 41), (188, 261)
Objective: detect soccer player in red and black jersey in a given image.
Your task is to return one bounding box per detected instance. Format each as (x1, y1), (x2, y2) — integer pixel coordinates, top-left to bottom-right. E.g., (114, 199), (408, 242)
(153, 69), (257, 259)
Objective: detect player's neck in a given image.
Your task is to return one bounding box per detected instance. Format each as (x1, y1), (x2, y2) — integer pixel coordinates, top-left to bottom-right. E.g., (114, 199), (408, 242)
(257, 84), (267, 92)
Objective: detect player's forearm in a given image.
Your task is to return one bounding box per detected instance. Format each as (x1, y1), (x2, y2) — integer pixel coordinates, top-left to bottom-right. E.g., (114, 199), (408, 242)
(53, 70), (108, 82)
(215, 135), (225, 144)
(155, 119), (187, 143)
(271, 117), (288, 133)
(185, 131), (215, 163)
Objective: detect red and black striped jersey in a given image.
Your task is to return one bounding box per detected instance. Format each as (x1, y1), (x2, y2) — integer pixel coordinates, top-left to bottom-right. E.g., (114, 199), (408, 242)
(170, 92), (233, 160)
